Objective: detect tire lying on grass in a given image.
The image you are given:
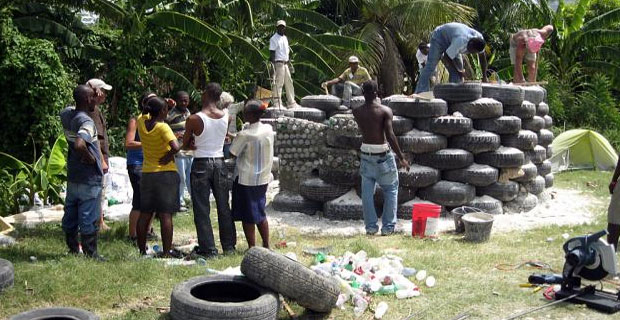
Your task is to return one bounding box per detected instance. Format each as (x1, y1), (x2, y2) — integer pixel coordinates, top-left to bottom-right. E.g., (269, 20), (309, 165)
(477, 181), (520, 202)
(466, 195), (503, 215)
(388, 97), (448, 118)
(397, 129), (447, 154)
(300, 178), (350, 203)
(433, 83), (482, 102)
(442, 164), (498, 187)
(475, 147), (525, 168)
(473, 116), (521, 135)
(241, 247), (340, 314)
(169, 275), (278, 320)
(0, 258), (14, 292)
(449, 97), (503, 119)
(503, 101), (536, 119)
(428, 116), (473, 136)
(9, 308), (99, 320)
(413, 149), (474, 170)
(418, 180), (475, 207)
(504, 192), (538, 213)
(300, 95), (341, 112)
(480, 84), (524, 105)
(272, 192), (323, 215)
(449, 130), (501, 154)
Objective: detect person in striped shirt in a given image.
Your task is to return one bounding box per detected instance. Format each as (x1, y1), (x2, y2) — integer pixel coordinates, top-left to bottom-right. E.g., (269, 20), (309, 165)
(230, 100), (275, 248)
(166, 91), (193, 211)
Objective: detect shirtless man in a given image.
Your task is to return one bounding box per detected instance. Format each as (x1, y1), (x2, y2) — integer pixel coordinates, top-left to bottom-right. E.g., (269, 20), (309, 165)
(353, 80), (410, 235)
(510, 25), (554, 83)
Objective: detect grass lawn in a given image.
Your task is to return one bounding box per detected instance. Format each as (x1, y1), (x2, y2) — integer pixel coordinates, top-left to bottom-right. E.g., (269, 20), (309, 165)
(1, 170), (618, 319)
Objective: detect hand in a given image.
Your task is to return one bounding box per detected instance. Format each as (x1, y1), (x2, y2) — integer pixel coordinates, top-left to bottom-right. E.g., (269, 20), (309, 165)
(321, 82), (327, 89)
(94, 87), (104, 97)
(165, 98), (176, 108)
(398, 158), (410, 171)
(610, 181), (617, 194)
(159, 152), (175, 165)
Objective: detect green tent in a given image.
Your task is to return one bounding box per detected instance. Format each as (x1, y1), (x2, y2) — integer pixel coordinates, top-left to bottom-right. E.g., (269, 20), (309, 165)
(550, 129), (618, 172)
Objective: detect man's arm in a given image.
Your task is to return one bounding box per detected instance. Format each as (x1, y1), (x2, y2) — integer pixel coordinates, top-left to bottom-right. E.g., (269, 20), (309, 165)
(323, 77), (343, 88)
(181, 115), (198, 150)
(610, 157), (620, 194)
(383, 108), (410, 170)
(75, 137), (95, 165)
(451, 57), (466, 78)
(479, 52), (488, 82)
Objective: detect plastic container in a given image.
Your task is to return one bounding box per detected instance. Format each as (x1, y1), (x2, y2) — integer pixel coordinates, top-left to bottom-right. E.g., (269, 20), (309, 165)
(412, 203), (442, 238)
(462, 212), (494, 242)
(451, 206), (483, 233)
(375, 301), (388, 319)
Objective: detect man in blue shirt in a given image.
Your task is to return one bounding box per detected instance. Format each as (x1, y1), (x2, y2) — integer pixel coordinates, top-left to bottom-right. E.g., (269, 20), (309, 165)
(60, 85), (105, 260)
(415, 22), (488, 93)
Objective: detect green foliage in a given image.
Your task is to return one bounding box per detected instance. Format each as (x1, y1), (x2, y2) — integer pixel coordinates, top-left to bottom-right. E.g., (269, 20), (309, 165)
(0, 14), (73, 162)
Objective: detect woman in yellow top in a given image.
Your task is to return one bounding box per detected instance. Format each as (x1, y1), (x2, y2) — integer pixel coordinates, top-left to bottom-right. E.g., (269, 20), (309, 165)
(136, 96), (181, 257)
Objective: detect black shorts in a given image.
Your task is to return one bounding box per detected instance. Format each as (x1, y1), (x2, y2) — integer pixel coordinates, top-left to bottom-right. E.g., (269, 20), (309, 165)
(127, 165), (142, 210)
(141, 171), (180, 214)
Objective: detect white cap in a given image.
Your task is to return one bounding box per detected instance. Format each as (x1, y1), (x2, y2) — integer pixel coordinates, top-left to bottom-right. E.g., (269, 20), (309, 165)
(276, 20), (286, 27)
(86, 78), (112, 90)
(348, 56), (359, 63)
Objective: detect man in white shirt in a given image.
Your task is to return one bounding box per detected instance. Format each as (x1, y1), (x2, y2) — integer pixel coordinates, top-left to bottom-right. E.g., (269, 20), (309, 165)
(416, 43), (430, 71)
(269, 20), (299, 109)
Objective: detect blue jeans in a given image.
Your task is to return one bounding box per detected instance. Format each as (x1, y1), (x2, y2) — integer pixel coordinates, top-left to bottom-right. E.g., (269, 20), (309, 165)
(175, 155), (193, 205)
(62, 182), (103, 235)
(415, 31), (464, 93)
(360, 153), (399, 233)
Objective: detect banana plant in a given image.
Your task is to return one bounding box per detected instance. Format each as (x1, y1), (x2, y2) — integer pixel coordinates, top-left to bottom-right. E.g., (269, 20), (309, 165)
(0, 135), (68, 210)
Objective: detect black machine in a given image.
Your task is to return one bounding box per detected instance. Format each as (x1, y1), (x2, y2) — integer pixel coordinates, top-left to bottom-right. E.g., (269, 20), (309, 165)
(529, 230), (620, 313)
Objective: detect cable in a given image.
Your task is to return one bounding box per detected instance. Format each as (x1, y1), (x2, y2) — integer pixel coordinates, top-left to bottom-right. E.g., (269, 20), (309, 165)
(495, 260), (557, 273)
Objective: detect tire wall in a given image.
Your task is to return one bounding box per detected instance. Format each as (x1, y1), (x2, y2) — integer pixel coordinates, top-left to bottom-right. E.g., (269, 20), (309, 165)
(272, 89), (553, 219)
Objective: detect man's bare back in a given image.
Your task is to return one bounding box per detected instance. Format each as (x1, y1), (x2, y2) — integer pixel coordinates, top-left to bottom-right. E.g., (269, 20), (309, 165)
(353, 100), (391, 145)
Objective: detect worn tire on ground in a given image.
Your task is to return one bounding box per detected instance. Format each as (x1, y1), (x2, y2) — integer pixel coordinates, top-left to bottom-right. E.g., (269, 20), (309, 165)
(512, 162), (538, 183)
(477, 181), (520, 202)
(318, 168), (359, 187)
(475, 147), (524, 168)
(537, 129), (554, 147)
(522, 116), (545, 132)
(501, 130), (538, 150)
(433, 83), (482, 102)
(466, 196), (503, 215)
(272, 192), (323, 215)
(241, 247), (340, 313)
(480, 84), (524, 105)
(418, 180), (475, 207)
(536, 160), (552, 176)
(428, 116), (473, 136)
(525, 145), (547, 164)
(9, 308), (99, 320)
(388, 97), (448, 118)
(545, 173), (554, 188)
(290, 107), (326, 123)
(503, 101), (536, 119)
(442, 164), (498, 187)
(522, 86), (545, 105)
(473, 116), (522, 134)
(449, 97), (503, 119)
(169, 275), (278, 320)
(397, 129), (447, 153)
(537, 102), (550, 117)
(413, 149), (474, 170)
(399, 165), (440, 188)
(300, 178), (350, 203)
(0, 258), (14, 292)
(262, 107), (294, 119)
(323, 191), (363, 220)
(504, 192), (538, 213)
(300, 95), (341, 112)
(449, 130), (501, 154)
(543, 115), (553, 129)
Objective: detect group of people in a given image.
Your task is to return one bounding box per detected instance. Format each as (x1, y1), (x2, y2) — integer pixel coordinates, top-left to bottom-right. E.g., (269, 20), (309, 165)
(61, 81), (275, 260)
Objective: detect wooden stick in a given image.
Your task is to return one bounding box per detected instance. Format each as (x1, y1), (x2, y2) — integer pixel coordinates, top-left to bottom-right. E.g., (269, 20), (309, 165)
(280, 295), (297, 319)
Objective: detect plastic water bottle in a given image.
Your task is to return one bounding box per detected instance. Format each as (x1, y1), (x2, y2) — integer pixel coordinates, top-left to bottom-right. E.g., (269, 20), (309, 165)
(374, 301), (388, 319)
(376, 285), (397, 295)
(353, 295), (368, 317)
(152, 244), (161, 254)
(396, 289), (420, 299)
(335, 293), (347, 309)
(402, 267), (417, 277)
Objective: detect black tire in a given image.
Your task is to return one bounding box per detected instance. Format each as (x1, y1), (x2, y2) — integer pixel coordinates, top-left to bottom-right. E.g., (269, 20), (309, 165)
(433, 83), (482, 102)
(536, 160), (552, 176)
(414, 118), (432, 131)
(327, 106), (352, 118)
(543, 115), (553, 129)
(241, 247), (340, 313)
(418, 180), (476, 207)
(449, 130), (501, 154)
(449, 97), (503, 119)
(473, 116), (522, 134)
(381, 95), (408, 106)
(522, 86), (545, 105)
(537, 129), (554, 147)
(546, 145), (553, 159)
(300, 178), (350, 203)
(398, 199), (442, 219)
(318, 168), (359, 187)
(0, 258), (14, 292)
(388, 97), (448, 118)
(262, 107), (294, 119)
(278, 169), (307, 193)
(399, 165), (440, 188)
(169, 275), (279, 320)
(9, 308), (99, 320)
(545, 173), (554, 188)
(442, 164), (498, 187)
(501, 130), (538, 151)
(512, 162), (538, 183)
(503, 101), (536, 119)
(480, 84), (524, 105)
(290, 107), (326, 123)
(524, 145), (547, 164)
(326, 130), (363, 150)
(300, 95), (341, 112)
(372, 185), (417, 205)
(477, 181), (520, 202)
(523, 175), (545, 195)
(522, 116), (545, 132)
(397, 129), (447, 153)
(392, 116), (415, 135)
(428, 116), (473, 136)
(323, 191), (363, 220)
(413, 149), (474, 170)
(350, 96), (366, 109)
(504, 192), (538, 213)
(537, 102), (550, 117)
(466, 196), (504, 215)
(272, 192), (323, 215)
(475, 147), (525, 168)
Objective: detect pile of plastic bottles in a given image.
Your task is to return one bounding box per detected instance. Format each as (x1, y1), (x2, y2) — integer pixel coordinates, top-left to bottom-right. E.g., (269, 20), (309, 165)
(310, 250), (435, 318)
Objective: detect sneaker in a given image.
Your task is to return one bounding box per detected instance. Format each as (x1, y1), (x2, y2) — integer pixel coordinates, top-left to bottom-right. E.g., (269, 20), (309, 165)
(156, 249), (185, 259)
(366, 229), (379, 236)
(381, 229), (396, 236)
(190, 247), (217, 260)
(222, 248), (236, 256)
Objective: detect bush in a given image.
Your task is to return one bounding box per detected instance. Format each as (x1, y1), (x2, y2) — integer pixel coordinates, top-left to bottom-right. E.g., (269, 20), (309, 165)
(0, 15), (73, 161)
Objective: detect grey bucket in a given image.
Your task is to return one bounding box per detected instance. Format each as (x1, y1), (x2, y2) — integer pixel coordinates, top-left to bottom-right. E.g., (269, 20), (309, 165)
(451, 206), (483, 233)
(462, 212), (494, 242)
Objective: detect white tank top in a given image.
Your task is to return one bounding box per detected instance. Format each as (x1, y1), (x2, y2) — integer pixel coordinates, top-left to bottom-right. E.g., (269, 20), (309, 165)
(193, 109), (228, 158)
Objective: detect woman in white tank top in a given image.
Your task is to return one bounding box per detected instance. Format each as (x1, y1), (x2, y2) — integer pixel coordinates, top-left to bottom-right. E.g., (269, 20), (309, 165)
(193, 108), (229, 158)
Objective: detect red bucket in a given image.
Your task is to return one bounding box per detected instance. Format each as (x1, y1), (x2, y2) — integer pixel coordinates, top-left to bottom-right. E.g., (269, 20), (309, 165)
(412, 203), (441, 238)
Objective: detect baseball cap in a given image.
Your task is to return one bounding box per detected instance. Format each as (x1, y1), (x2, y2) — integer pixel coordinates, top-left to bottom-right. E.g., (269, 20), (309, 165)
(276, 20), (286, 27)
(86, 78), (112, 90)
(348, 56), (359, 63)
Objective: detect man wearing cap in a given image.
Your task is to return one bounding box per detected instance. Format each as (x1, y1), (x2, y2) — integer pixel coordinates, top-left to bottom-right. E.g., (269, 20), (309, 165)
(269, 20), (299, 109)
(510, 25), (554, 83)
(321, 56), (371, 108)
(414, 22), (488, 94)
(86, 78), (111, 231)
